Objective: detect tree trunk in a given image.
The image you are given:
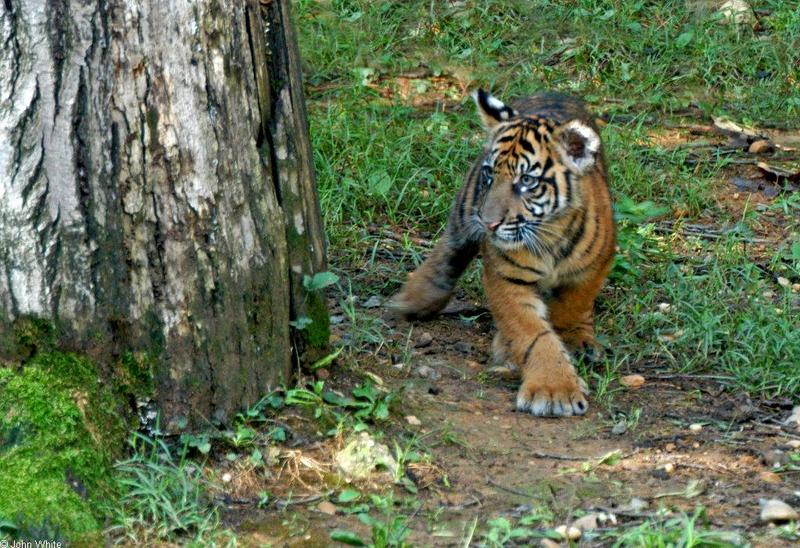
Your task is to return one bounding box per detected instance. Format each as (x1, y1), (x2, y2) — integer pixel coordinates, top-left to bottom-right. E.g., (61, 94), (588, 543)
(0, 0), (327, 428)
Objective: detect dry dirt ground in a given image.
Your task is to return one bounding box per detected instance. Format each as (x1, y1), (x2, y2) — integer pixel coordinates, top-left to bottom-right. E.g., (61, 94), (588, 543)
(221, 287), (799, 547)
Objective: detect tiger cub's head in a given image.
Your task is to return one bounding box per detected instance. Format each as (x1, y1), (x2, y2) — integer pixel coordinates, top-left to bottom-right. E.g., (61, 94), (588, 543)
(468, 89), (601, 252)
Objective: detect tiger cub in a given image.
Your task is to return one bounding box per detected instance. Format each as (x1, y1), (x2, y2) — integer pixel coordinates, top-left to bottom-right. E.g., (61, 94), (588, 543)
(390, 89), (615, 417)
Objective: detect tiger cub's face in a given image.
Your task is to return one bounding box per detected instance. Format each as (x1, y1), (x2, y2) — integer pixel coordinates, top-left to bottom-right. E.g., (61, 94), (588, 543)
(471, 90), (600, 252)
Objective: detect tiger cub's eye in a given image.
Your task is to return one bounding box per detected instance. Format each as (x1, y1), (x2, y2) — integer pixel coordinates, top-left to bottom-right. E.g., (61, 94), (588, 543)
(520, 174), (539, 188)
(481, 165), (494, 186)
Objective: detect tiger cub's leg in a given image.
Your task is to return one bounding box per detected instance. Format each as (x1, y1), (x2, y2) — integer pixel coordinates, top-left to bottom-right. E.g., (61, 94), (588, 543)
(483, 264), (589, 417)
(548, 264), (612, 362)
(389, 234), (478, 320)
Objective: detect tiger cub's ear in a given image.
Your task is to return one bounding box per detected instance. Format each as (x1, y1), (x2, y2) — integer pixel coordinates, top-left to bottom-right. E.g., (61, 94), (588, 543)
(553, 119), (601, 175)
(472, 89), (517, 130)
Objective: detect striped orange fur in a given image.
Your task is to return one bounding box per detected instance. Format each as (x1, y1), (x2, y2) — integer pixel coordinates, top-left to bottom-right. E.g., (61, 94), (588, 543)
(390, 89), (615, 417)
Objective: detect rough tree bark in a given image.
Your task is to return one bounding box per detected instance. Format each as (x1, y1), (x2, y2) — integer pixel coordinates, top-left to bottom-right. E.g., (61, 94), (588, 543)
(0, 0), (327, 427)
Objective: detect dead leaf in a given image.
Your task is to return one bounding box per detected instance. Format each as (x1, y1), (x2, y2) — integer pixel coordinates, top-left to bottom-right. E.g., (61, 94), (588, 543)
(620, 374), (645, 388)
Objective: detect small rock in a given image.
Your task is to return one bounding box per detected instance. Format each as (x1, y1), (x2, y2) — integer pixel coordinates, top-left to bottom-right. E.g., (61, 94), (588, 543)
(665, 443), (676, 452)
(454, 341), (473, 354)
(571, 513), (598, 531)
(415, 332), (433, 348)
(626, 497), (649, 512)
(414, 365), (441, 381)
(405, 415), (421, 426)
(759, 471), (782, 484)
(664, 462), (676, 474)
(777, 276), (791, 288)
(317, 501), (337, 515)
(335, 432), (398, 480)
(612, 421), (627, 435)
(657, 302), (672, 313)
(748, 139), (774, 154)
(689, 423), (703, 433)
(620, 374), (645, 389)
(759, 499), (799, 523)
(222, 473), (232, 483)
(792, 283), (800, 293)
(362, 295), (382, 309)
(762, 449), (788, 468)
(719, 0), (754, 25)
(554, 525), (581, 541)
(786, 440), (800, 449)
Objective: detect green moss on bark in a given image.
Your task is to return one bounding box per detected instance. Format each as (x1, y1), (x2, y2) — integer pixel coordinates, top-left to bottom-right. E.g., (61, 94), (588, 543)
(0, 352), (127, 540)
(302, 290), (330, 349)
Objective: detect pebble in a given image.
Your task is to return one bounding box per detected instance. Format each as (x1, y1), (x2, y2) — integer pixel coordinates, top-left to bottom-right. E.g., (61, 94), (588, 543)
(222, 473), (232, 483)
(405, 415), (421, 426)
(786, 440), (800, 449)
(315, 368), (330, 380)
(719, 0), (755, 26)
(689, 423), (703, 433)
(665, 443), (676, 452)
(759, 471), (782, 484)
(759, 499), (799, 523)
(664, 462), (675, 474)
(454, 341), (473, 354)
(777, 276), (791, 288)
(554, 525), (581, 541)
(620, 374), (645, 389)
(317, 501), (337, 515)
(793, 283), (800, 293)
(362, 295), (382, 309)
(627, 497), (649, 512)
(414, 365), (441, 381)
(612, 421), (627, 435)
(657, 302), (673, 313)
(415, 332), (433, 348)
(761, 449), (788, 468)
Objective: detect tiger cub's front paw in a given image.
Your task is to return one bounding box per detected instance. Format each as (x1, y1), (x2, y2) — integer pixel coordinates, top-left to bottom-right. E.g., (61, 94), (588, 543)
(516, 366), (589, 417)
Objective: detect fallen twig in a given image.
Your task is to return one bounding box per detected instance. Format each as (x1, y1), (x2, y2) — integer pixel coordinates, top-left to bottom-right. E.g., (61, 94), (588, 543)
(276, 489), (335, 509)
(486, 475), (533, 498)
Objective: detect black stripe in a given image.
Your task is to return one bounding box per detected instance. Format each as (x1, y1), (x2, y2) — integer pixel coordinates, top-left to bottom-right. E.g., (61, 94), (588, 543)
(524, 330), (552, 363)
(520, 138), (536, 153)
(556, 209), (587, 260)
(500, 274), (539, 286)
(498, 251), (545, 275)
(565, 173), (573, 205)
(497, 134), (516, 143)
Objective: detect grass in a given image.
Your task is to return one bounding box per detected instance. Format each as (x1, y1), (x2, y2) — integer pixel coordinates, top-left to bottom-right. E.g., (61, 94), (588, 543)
(107, 433), (232, 546)
(296, 0), (800, 400)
